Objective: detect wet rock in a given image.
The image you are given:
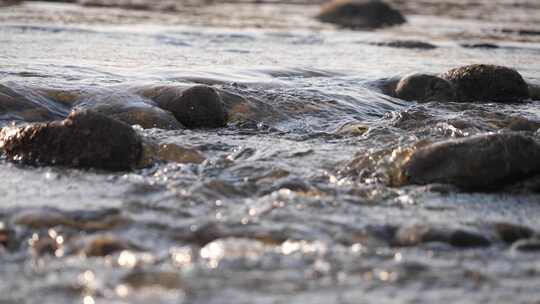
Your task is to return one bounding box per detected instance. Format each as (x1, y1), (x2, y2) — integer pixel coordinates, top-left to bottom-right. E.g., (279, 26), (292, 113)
(0, 222), (10, 249)
(139, 141), (206, 166)
(403, 133), (540, 190)
(505, 117), (540, 132)
(511, 238), (540, 252)
(78, 0), (153, 10)
(505, 174), (540, 193)
(29, 235), (60, 257)
(440, 64), (529, 102)
(121, 271), (182, 289)
(493, 222), (534, 244)
(0, 109), (143, 170)
(13, 208), (67, 229)
(501, 28), (540, 37)
(394, 74), (456, 102)
(150, 85), (228, 128)
(371, 40), (437, 50)
(258, 176), (313, 195)
(449, 230), (491, 247)
(335, 122), (369, 136)
(44, 87), (183, 130)
(529, 84), (540, 101)
(173, 222), (289, 247)
(0, 84), (60, 122)
(460, 43), (499, 49)
(393, 224), (490, 248)
(108, 107), (183, 130)
(317, 0), (406, 29)
(13, 207), (130, 230)
(80, 234), (133, 257)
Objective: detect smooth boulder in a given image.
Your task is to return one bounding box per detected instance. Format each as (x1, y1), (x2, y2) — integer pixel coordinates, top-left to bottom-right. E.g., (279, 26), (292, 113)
(403, 133), (540, 190)
(317, 0), (406, 29)
(147, 85), (228, 128)
(395, 73), (456, 102)
(0, 110), (142, 170)
(440, 64), (529, 102)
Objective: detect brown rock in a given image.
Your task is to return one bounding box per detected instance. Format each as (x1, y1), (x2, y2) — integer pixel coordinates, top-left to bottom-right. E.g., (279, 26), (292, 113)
(317, 0), (406, 29)
(13, 207), (130, 230)
(395, 74), (455, 102)
(81, 235), (132, 257)
(0, 110), (142, 170)
(440, 64), (529, 102)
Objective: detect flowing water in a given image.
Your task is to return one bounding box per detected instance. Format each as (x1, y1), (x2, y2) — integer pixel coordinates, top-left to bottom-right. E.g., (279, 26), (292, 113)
(1, 1), (540, 303)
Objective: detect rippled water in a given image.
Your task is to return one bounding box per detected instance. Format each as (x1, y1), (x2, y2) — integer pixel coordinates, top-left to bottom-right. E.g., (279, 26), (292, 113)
(2, 1), (540, 303)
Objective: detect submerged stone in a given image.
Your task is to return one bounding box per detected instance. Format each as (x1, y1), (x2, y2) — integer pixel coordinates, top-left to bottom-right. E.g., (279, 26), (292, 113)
(317, 0), (406, 29)
(440, 64), (529, 102)
(107, 106), (183, 130)
(0, 110), (142, 170)
(150, 85), (228, 128)
(512, 238), (540, 252)
(460, 43), (499, 49)
(371, 40), (437, 50)
(493, 222), (535, 244)
(393, 224), (490, 248)
(139, 140), (206, 167)
(395, 73), (456, 102)
(12, 207), (130, 230)
(403, 133), (540, 190)
(80, 234), (132, 257)
(122, 271), (182, 289)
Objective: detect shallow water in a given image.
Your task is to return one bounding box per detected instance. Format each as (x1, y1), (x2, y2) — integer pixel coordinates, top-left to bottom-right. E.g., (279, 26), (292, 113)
(2, 1), (540, 303)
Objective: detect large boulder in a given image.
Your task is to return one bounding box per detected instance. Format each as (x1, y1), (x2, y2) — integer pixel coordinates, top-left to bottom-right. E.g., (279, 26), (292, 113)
(0, 110), (142, 170)
(317, 0), (406, 29)
(402, 133), (540, 190)
(440, 64), (529, 102)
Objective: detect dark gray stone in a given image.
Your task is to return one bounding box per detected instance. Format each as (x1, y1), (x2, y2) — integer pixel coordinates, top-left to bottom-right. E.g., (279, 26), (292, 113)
(393, 224), (490, 248)
(371, 40), (437, 50)
(403, 133), (540, 190)
(151, 85), (228, 128)
(493, 222), (535, 244)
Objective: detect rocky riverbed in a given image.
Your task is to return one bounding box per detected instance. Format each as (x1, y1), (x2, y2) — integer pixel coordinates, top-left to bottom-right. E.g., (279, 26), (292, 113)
(1, 1), (540, 303)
